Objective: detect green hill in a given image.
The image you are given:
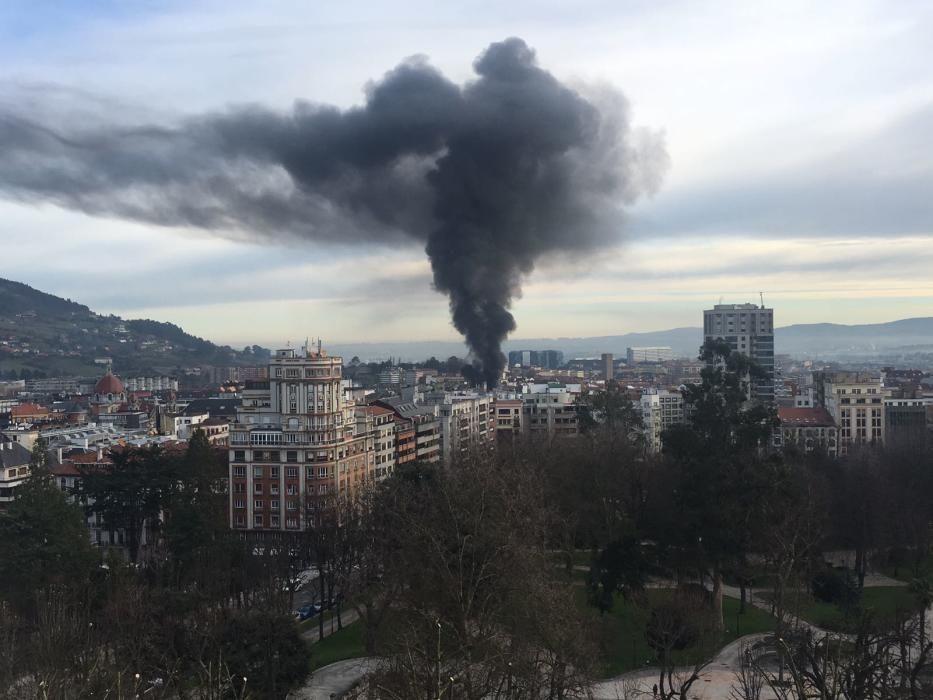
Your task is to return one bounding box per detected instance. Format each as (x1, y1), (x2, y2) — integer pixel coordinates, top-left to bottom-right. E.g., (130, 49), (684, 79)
(0, 277), (262, 379)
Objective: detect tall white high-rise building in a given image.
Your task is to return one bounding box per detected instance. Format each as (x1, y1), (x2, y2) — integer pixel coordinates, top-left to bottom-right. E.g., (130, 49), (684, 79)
(703, 303), (775, 404)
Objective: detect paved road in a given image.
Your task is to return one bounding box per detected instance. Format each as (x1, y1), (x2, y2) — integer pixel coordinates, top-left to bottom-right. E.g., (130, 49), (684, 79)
(293, 658), (381, 700)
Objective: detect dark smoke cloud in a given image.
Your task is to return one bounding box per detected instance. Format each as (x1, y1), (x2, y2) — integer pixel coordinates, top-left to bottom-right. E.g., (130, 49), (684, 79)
(0, 37), (667, 387)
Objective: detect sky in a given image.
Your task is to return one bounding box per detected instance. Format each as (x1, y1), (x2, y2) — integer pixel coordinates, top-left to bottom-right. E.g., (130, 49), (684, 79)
(1, 0), (932, 348)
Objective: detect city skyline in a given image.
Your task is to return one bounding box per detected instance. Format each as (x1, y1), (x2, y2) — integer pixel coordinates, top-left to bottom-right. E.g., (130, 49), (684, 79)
(2, 1), (932, 346)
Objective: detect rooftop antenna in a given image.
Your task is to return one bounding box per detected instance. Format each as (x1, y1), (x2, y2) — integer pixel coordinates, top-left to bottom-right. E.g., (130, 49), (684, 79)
(759, 291), (765, 309)
(317, 337), (322, 355)
(718, 295), (723, 306)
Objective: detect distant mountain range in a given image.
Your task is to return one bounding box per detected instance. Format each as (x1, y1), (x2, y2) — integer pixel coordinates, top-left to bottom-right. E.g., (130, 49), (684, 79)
(3, 277), (931, 377)
(0, 277), (259, 378)
(328, 319), (933, 363)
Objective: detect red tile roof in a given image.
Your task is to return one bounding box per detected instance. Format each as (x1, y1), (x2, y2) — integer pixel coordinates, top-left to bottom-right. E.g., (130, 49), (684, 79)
(10, 403), (48, 417)
(778, 406), (836, 427)
(366, 406), (395, 416)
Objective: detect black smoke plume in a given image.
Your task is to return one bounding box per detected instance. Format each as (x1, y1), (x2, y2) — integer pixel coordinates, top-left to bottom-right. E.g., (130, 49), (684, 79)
(0, 38), (667, 387)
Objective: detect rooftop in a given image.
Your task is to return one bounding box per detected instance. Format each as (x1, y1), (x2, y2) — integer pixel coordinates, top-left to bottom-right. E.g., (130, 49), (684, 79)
(778, 406), (836, 427)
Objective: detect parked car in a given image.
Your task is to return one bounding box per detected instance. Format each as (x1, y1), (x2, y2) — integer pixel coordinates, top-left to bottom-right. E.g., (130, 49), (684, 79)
(293, 603), (320, 621)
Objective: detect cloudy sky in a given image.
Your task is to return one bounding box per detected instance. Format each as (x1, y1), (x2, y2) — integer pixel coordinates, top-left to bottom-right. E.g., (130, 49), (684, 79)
(1, 0), (931, 348)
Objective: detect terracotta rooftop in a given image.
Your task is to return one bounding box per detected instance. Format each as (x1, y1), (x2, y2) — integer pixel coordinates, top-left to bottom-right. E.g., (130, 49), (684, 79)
(10, 403), (48, 417)
(95, 370), (125, 395)
(778, 406), (836, 427)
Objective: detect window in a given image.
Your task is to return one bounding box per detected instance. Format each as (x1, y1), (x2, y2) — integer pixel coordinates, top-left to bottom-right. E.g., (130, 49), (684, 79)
(270, 484), (279, 495)
(254, 499), (264, 510)
(287, 500), (298, 511)
(319, 484), (328, 494)
(233, 483), (246, 494)
(286, 466), (298, 478)
(286, 484), (298, 495)
(286, 518), (298, 529)
(254, 482), (263, 494)
(319, 466), (328, 477)
(233, 450), (246, 462)
(270, 515), (280, 527)
(271, 499), (280, 511)
(286, 450), (298, 462)
(254, 514), (263, 527)
(253, 466), (263, 478)
(233, 466), (246, 477)
(234, 499), (245, 509)
(270, 466), (279, 478)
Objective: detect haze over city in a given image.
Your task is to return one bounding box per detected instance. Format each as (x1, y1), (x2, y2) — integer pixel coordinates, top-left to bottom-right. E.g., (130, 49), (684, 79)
(2, 0), (932, 350)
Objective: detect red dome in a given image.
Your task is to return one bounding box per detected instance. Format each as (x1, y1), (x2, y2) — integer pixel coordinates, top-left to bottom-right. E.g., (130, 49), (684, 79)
(95, 371), (125, 395)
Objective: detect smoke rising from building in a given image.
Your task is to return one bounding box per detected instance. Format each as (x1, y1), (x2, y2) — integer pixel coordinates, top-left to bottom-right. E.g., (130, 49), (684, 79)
(0, 38), (668, 387)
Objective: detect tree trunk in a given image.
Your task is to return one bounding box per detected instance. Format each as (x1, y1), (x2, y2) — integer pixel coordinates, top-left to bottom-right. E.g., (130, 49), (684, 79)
(713, 568), (724, 631)
(739, 581), (747, 614)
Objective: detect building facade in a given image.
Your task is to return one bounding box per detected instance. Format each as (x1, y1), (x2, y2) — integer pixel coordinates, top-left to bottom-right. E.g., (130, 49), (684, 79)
(626, 347), (674, 364)
(507, 350), (564, 369)
(640, 388), (685, 453)
(820, 372), (889, 453)
(703, 303), (775, 404)
(228, 348), (375, 533)
(776, 406), (838, 457)
(423, 391), (496, 464)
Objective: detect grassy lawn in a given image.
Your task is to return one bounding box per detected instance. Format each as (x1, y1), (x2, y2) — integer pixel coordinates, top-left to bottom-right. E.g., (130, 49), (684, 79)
(880, 553), (933, 583)
(309, 621), (366, 671)
(790, 586), (922, 633)
(589, 590), (775, 678)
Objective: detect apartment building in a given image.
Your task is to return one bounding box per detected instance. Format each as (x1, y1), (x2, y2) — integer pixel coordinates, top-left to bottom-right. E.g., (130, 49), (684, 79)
(494, 399), (523, 442)
(819, 372), (890, 453)
(228, 348), (376, 533)
(370, 398), (442, 464)
(423, 391), (496, 463)
(521, 384), (580, 441)
(367, 405), (397, 480)
(640, 388), (685, 453)
(703, 303), (775, 404)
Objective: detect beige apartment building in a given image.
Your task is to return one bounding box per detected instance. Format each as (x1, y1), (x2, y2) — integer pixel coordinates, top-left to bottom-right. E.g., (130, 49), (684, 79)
(228, 348), (375, 533)
(819, 372), (890, 454)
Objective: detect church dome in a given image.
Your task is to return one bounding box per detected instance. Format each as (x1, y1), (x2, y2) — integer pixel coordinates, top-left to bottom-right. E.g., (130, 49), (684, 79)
(95, 370), (125, 396)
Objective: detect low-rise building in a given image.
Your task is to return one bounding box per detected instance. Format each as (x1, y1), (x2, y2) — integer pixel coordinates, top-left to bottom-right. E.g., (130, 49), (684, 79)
(776, 406), (838, 457)
(627, 347), (674, 364)
(0, 439), (32, 505)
